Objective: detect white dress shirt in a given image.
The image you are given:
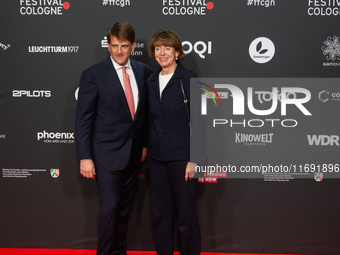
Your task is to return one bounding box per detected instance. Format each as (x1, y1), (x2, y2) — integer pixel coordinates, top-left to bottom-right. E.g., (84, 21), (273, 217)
(159, 72), (173, 98)
(110, 57), (139, 112)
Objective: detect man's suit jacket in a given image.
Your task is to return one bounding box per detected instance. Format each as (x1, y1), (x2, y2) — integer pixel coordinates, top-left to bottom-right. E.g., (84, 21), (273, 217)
(75, 56), (149, 171)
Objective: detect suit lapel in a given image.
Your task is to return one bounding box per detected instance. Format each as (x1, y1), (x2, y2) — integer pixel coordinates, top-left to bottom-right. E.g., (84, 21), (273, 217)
(149, 70), (161, 101)
(163, 76), (174, 93)
(160, 63), (184, 94)
(131, 60), (142, 120)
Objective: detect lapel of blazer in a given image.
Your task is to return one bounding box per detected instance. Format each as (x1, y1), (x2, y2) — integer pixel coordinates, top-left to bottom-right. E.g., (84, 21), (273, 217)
(162, 63), (184, 93)
(150, 69), (161, 101)
(104, 56), (132, 120)
(131, 60), (142, 120)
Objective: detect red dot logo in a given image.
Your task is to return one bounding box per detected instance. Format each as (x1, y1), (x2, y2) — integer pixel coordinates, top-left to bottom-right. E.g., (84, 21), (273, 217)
(206, 2), (214, 10)
(63, 2), (70, 10)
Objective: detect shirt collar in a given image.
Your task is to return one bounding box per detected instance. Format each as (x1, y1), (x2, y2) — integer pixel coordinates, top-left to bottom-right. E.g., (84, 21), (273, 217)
(110, 56), (132, 70)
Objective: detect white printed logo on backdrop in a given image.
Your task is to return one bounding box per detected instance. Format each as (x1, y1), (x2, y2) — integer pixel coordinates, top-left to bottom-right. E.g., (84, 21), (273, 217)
(249, 37), (275, 64)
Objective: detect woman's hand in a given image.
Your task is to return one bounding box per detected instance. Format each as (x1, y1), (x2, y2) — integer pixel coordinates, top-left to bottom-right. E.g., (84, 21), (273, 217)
(185, 162), (197, 181)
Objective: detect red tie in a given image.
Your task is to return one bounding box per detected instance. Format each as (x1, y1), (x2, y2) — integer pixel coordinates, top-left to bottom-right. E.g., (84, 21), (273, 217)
(122, 67), (135, 120)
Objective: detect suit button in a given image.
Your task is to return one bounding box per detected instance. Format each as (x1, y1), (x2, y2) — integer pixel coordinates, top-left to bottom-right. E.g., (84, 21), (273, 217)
(160, 118), (162, 120)
(159, 133), (162, 136)
(161, 101), (164, 104)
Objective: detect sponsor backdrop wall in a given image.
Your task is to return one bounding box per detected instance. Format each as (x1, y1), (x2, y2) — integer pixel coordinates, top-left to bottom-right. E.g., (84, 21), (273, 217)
(1, 0), (340, 254)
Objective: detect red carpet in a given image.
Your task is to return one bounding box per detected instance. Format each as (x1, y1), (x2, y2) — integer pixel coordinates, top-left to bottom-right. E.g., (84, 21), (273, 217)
(0, 249), (303, 255)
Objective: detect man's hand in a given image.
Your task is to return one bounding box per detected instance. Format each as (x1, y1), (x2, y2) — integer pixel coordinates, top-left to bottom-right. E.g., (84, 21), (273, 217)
(185, 162), (197, 181)
(80, 159), (96, 179)
(141, 147), (147, 162)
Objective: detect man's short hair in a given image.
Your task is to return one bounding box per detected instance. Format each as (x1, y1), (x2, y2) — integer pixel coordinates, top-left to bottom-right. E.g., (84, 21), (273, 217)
(107, 22), (135, 44)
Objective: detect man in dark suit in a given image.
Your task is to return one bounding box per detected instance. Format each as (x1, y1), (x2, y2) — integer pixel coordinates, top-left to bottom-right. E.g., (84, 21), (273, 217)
(75, 22), (149, 255)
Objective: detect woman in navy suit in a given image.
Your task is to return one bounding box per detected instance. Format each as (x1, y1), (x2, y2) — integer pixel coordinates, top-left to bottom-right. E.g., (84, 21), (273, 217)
(147, 30), (201, 255)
